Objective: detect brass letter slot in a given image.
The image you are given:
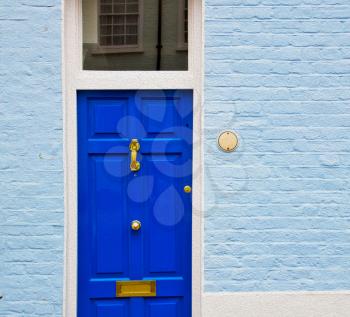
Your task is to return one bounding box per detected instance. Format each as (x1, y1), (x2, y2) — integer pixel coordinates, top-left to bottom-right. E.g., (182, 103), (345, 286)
(116, 280), (156, 298)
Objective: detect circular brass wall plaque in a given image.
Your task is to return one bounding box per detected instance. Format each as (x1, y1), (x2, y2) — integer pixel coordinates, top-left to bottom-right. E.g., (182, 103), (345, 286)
(218, 131), (239, 152)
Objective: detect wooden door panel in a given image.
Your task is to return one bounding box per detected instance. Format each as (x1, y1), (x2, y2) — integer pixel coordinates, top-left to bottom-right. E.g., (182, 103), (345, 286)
(78, 90), (192, 317)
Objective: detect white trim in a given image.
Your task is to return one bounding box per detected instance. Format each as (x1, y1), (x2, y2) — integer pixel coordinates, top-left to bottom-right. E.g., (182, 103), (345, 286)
(63, 0), (203, 316)
(203, 292), (350, 317)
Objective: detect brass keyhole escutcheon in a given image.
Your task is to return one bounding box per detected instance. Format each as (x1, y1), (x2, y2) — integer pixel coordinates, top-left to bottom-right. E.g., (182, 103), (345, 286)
(184, 185), (192, 193)
(131, 220), (141, 231)
(129, 139), (141, 172)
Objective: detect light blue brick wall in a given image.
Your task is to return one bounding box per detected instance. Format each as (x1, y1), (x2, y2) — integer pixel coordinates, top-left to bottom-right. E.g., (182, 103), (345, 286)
(204, 0), (350, 292)
(1, 0), (350, 314)
(0, 0), (63, 316)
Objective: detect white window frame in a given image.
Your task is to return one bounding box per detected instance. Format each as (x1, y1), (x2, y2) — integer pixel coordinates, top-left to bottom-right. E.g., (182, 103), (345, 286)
(93, 0), (144, 54)
(177, 0), (188, 51)
(63, 0), (203, 316)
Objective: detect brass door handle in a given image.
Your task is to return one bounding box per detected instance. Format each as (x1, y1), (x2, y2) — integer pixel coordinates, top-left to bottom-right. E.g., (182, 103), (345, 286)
(131, 220), (141, 231)
(129, 139), (140, 172)
(184, 185), (192, 193)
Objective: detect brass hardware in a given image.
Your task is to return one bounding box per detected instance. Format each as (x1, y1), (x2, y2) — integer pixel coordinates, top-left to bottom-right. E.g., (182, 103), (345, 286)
(129, 139), (141, 172)
(218, 131), (239, 153)
(116, 280), (156, 298)
(184, 185), (192, 193)
(131, 220), (141, 231)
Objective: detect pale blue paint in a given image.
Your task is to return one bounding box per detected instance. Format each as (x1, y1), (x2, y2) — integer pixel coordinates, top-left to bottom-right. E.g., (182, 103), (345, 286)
(1, 0), (350, 315)
(204, 0), (350, 292)
(0, 0), (63, 316)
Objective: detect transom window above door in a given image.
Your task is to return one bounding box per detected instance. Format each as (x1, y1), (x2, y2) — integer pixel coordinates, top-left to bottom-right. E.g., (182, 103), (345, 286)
(82, 0), (189, 71)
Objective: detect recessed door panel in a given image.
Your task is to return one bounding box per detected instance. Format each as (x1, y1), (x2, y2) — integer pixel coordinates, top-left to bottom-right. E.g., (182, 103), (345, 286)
(93, 155), (128, 275)
(141, 98), (178, 134)
(78, 90), (193, 317)
(95, 300), (129, 317)
(146, 160), (181, 275)
(146, 298), (182, 317)
(90, 98), (128, 136)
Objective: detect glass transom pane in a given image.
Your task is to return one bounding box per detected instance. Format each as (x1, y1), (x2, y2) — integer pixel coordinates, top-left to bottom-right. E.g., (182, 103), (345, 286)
(82, 0), (188, 70)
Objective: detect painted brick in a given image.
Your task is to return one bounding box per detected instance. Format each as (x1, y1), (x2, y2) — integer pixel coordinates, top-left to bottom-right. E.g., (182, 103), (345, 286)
(205, 0), (350, 292)
(1, 0), (350, 313)
(0, 0), (63, 316)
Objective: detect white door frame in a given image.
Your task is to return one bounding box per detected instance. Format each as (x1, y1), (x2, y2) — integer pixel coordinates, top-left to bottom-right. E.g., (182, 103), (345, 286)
(62, 0), (204, 316)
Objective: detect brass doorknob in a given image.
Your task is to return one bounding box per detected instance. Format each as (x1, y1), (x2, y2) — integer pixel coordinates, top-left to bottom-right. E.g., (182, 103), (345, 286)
(184, 185), (192, 193)
(131, 220), (141, 231)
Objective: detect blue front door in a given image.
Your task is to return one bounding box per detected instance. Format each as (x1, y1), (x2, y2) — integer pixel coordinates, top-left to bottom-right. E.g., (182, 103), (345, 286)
(78, 90), (193, 317)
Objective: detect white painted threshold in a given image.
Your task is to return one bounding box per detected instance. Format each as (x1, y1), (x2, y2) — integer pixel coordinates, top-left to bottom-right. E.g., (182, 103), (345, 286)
(203, 291), (350, 317)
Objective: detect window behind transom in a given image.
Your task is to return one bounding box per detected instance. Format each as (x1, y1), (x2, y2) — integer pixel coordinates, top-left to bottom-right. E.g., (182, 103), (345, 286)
(82, 0), (189, 70)
(99, 0), (140, 47)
